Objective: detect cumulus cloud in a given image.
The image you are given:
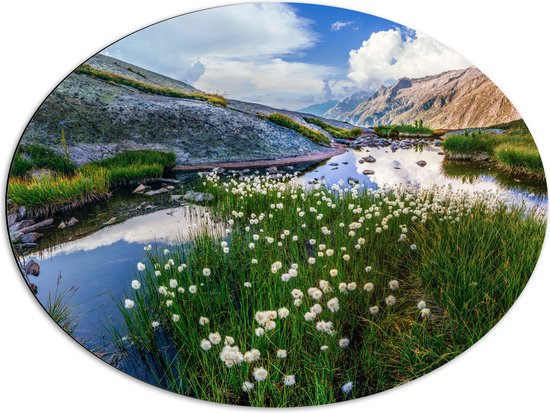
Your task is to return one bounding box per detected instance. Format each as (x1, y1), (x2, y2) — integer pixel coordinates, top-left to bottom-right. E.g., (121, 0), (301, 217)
(331, 21), (354, 31)
(103, 3), (341, 108)
(347, 28), (471, 91)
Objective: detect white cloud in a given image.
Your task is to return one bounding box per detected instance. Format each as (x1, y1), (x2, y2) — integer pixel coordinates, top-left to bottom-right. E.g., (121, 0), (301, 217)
(347, 28), (471, 91)
(331, 21), (354, 31)
(103, 3), (342, 108)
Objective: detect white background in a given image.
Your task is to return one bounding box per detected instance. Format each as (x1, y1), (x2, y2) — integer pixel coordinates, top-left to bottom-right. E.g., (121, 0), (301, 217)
(1, 0), (549, 411)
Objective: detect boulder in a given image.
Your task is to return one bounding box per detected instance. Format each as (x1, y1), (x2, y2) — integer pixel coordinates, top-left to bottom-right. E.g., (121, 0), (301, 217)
(416, 160), (427, 167)
(104, 217), (117, 225)
(7, 213), (17, 226)
(17, 218), (54, 234)
(17, 206), (26, 220)
(156, 178), (180, 184)
(10, 219), (35, 232)
(183, 191), (214, 203)
(67, 217), (79, 227)
(133, 184), (148, 194)
(20, 232), (42, 244)
(24, 259), (40, 276)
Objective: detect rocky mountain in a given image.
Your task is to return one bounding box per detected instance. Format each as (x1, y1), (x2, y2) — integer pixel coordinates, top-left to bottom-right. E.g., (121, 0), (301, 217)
(328, 67), (520, 129)
(298, 100), (338, 116)
(21, 54), (354, 165)
(323, 90), (372, 120)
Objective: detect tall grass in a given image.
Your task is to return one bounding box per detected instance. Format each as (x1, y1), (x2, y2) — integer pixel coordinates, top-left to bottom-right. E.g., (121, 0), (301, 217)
(494, 144), (544, 179)
(258, 113), (331, 147)
(46, 274), (79, 336)
(118, 172), (545, 406)
(303, 117), (362, 140)
(375, 123), (434, 137)
(11, 144), (75, 177)
(76, 64), (227, 107)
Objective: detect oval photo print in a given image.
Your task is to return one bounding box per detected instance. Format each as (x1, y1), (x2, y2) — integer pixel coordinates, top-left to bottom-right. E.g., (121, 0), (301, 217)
(7, 2), (547, 407)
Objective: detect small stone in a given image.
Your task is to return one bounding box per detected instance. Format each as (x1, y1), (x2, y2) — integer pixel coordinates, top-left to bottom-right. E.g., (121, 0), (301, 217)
(347, 177), (359, 184)
(416, 160), (427, 167)
(133, 184), (148, 194)
(143, 188), (169, 196)
(362, 170), (375, 175)
(104, 217), (116, 225)
(17, 206), (26, 220)
(24, 259), (40, 276)
(29, 283), (38, 294)
(183, 191), (214, 203)
(363, 155), (376, 163)
(329, 163), (339, 166)
(20, 232), (42, 244)
(170, 195), (183, 202)
(58, 222), (67, 229)
(67, 217), (79, 227)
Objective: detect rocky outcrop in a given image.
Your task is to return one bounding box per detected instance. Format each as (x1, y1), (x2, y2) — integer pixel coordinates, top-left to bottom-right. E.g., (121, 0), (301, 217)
(327, 67), (520, 129)
(20, 54), (350, 166)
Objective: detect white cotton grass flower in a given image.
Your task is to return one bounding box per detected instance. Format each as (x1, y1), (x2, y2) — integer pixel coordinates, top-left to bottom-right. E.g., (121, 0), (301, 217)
(329, 268), (338, 277)
(242, 381), (254, 392)
(253, 367), (268, 382)
(420, 308), (431, 319)
(385, 295), (396, 307)
(341, 381), (353, 394)
(294, 298), (302, 307)
(172, 314), (180, 322)
(200, 339), (212, 351)
(163, 249), (170, 256)
(347, 282), (357, 291)
(320, 345), (329, 351)
(304, 311), (316, 321)
(343, 254), (350, 262)
(255, 327), (265, 337)
(307, 287), (323, 300)
(165, 300), (173, 307)
(177, 265), (184, 273)
(277, 307), (290, 318)
(319, 280), (332, 293)
(137, 262), (146, 271)
(281, 273), (291, 282)
(410, 244), (417, 251)
(310, 303), (323, 315)
(208, 332), (222, 345)
(388, 280), (399, 290)
(276, 349), (287, 358)
(199, 316), (209, 326)
(316, 320), (334, 335)
(124, 299), (135, 309)
(264, 320), (276, 331)
(131, 280), (141, 290)
(224, 336), (235, 346)
(151, 321), (160, 328)
(244, 349), (261, 363)
(308, 257), (316, 265)
(154, 270), (161, 277)
(283, 375), (296, 386)
(365, 266), (372, 273)
(169, 279), (178, 288)
(244, 281), (252, 288)
(219, 345), (244, 367)
(291, 289), (303, 299)
(189, 285), (197, 294)
(369, 305), (380, 315)
(417, 300), (427, 310)
(339, 338), (350, 349)
(363, 282), (374, 292)
(288, 268), (298, 278)
(251, 258), (258, 265)
(327, 297), (340, 313)
(177, 287), (185, 293)
(338, 283), (348, 293)
(202, 268), (211, 277)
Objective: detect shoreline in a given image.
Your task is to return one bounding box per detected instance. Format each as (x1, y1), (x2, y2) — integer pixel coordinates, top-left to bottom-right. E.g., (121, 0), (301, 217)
(172, 144), (346, 171)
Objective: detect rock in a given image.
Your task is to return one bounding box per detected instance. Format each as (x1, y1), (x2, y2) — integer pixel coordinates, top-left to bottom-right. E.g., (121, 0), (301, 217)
(342, 161), (349, 165)
(144, 204), (156, 210)
(7, 199), (13, 208)
(183, 191), (214, 203)
(7, 213), (17, 226)
(363, 155), (376, 163)
(104, 217), (117, 225)
(391, 160), (401, 169)
(58, 222), (67, 229)
(164, 185), (175, 190)
(17, 206), (26, 220)
(358, 159), (365, 164)
(29, 283), (38, 294)
(10, 219), (35, 232)
(266, 166), (278, 173)
(133, 184), (148, 194)
(347, 177), (359, 184)
(362, 170), (375, 175)
(67, 217), (79, 227)
(20, 232), (43, 244)
(17, 218), (54, 234)
(241, 169), (251, 174)
(24, 260), (40, 276)
(156, 178), (180, 184)
(329, 163), (339, 166)
(437, 151), (445, 156)
(144, 188), (169, 196)
(416, 160), (427, 167)
(170, 194), (183, 202)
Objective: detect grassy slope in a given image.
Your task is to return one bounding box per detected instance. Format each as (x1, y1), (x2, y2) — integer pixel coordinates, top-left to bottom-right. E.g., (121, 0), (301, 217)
(374, 124), (434, 137)
(258, 113), (331, 147)
(303, 117), (362, 140)
(119, 172), (545, 406)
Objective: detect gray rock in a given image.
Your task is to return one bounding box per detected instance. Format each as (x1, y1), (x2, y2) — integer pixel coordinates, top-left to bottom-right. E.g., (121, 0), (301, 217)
(358, 159), (365, 164)
(7, 213), (17, 226)
(416, 160), (427, 167)
(29, 283), (38, 294)
(156, 178), (180, 184)
(329, 163), (339, 166)
(10, 219), (35, 232)
(170, 195), (183, 202)
(363, 155), (376, 163)
(183, 191), (214, 203)
(362, 170), (375, 175)
(144, 188), (169, 196)
(58, 221), (67, 229)
(104, 217), (117, 225)
(133, 183), (148, 194)
(17, 206), (26, 220)
(25, 260), (41, 276)
(17, 218), (54, 234)
(67, 217), (79, 227)
(347, 177), (359, 184)
(20, 232), (43, 244)
(391, 160), (401, 169)
(144, 205), (156, 210)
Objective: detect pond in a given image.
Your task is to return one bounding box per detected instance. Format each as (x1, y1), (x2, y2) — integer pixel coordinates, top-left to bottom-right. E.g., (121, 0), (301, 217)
(16, 143), (547, 379)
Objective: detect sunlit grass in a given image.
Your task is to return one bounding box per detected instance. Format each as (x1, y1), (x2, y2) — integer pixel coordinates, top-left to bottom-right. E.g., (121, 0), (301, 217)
(258, 113), (331, 147)
(303, 117), (362, 140)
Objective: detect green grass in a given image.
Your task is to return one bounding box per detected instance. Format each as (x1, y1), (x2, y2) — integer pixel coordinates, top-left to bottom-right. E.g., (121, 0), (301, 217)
(442, 120), (544, 180)
(118, 171), (545, 406)
(76, 64), (227, 107)
(11, 144), (75, 177)
(258, 113), (331, 147)
(374, 123), (434, 137)
(8, 149), (176, 213)
(303, 117), (362, 140)
(46, 274), (79, 336)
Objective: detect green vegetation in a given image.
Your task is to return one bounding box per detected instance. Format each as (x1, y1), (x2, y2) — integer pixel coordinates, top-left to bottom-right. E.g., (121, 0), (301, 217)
(375, 121), (434, 137)
(119, 171), (545, 406)
(258, 113), (331, 147)
(8, 147), (176, 213)
(76, 64), (227, 107)
(442, 120), (544, 180)
(303, 117), (362, 140)
(46, 275), (79, 336)
(11, 143), (75, 177)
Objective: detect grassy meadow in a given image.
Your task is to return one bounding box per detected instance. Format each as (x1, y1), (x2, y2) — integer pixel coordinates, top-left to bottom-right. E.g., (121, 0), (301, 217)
(119, 171), (545, 406)
(443, 120), (544, 180)
(8, 147), (175, 214)
(257, 113), (332, 147)
(374, 121), (434, 138)
(303, 117), (363, 140)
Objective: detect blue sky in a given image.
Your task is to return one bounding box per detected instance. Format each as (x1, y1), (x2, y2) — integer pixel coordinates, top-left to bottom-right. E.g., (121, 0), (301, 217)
(103, 2), (469, 109)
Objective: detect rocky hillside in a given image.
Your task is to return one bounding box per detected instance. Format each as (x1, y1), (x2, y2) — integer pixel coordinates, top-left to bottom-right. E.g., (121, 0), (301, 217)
(21, 54), (354, 166)
(327, 67), (520, 129)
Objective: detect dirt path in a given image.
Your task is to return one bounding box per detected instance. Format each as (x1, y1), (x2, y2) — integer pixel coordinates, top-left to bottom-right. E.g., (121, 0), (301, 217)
(172, 144), (346, 172)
